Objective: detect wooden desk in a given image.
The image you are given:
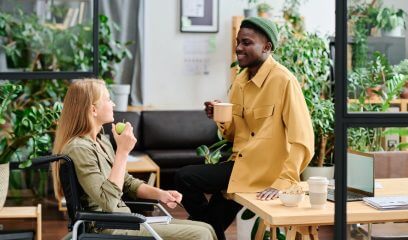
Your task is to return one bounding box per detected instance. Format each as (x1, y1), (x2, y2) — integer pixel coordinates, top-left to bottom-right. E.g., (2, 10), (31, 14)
(231, 178), (408, 240)
(127, 154), (160, 188)
(0, 204), (42, 240)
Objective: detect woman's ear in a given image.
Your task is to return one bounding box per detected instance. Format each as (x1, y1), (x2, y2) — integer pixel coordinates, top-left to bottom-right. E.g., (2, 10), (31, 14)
(91, 104), (97, 117)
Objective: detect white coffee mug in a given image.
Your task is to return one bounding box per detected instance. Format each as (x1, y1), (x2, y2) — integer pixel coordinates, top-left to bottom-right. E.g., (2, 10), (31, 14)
(213, 103), (233, 123)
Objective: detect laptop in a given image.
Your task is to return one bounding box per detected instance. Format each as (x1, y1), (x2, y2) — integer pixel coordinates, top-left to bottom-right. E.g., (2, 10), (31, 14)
(327, 150), (375, 202)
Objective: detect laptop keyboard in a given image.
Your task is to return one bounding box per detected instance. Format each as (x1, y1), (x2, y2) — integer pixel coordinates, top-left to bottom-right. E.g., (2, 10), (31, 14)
(327, 188), (364, 201)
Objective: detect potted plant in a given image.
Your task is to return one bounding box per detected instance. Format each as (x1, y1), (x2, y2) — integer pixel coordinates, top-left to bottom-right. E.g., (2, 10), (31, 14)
(0, 10), (33, 70)
(376, 7), (407, 37)
(244, 0), (258, 18)
(282, 0), (307, 34)
(393, 59), (408, 99)
(0, 81), (63, 208)
(257, 2), (272, 18)
(348, 0), (380, 68)
(98, 14), (133, 111)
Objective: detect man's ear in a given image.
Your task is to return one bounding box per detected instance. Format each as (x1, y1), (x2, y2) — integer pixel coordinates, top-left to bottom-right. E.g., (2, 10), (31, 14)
(263, 42), (272, 53)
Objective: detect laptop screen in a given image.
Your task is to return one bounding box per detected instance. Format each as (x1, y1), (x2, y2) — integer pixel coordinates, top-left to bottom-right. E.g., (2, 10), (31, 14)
(347, 151), (374, 195)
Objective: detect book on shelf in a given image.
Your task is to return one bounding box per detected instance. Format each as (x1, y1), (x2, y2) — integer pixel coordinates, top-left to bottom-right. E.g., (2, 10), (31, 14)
(363, 196), (408, 210)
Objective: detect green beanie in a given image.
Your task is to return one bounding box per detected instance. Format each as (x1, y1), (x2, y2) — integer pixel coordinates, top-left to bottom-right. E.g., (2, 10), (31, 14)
(241, 17), (279, 51)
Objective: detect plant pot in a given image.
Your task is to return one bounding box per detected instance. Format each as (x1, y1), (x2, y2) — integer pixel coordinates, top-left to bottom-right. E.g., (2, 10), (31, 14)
(110, 84), (130, 112)
(0, 163), (10, 210)
(244, 8), (257, 18)
(400, 82), (408, 99)
(381, 26), (403, 37)
(366, 85), (382, 101)
(0, 49), (7, 72)
(301, 165), (335, 181)
(236, 207), (257, 240)
(258, 12), (269, 18)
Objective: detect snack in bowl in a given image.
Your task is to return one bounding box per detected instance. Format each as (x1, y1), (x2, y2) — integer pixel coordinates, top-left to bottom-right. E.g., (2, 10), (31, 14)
(279, 184), (305, 207)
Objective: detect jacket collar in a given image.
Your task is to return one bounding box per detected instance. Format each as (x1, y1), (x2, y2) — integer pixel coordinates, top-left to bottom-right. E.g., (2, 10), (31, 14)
(236, 55), (277, 88)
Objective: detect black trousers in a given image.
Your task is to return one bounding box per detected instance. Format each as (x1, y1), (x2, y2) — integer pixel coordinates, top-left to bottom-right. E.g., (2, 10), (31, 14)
(175, 161), (242, 240)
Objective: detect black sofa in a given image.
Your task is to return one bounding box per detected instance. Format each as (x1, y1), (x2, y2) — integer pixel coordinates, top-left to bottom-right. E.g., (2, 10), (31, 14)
(103, 110), (219, 189)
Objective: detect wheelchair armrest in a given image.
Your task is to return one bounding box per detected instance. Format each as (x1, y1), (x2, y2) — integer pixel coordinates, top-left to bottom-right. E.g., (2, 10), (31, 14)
(125, 198), (159, 206)
(76, 211), (146, 224)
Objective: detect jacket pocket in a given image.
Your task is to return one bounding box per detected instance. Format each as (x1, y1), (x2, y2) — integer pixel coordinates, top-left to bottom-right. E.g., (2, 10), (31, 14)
(253, 105), (275, 119)
(233, 104), (243, 117)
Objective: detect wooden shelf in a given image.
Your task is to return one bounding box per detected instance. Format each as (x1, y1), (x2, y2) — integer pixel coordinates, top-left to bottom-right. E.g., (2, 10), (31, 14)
(0, 204), (42, 240)
(348, 99), (408, 112)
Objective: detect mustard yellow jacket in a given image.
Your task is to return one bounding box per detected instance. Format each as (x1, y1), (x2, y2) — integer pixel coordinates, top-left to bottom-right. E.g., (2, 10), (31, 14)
(222, 56), (314, 193)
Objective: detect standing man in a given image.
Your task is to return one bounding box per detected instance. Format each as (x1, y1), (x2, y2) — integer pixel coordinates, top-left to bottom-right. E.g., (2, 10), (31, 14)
(175, 17), (314, 240)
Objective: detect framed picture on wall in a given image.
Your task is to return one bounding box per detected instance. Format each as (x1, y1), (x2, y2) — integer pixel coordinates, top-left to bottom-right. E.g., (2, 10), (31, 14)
(180, 0), (219, 33)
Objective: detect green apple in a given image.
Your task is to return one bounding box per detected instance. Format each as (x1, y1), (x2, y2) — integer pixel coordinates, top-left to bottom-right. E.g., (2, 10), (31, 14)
(115, 122), (126, 135)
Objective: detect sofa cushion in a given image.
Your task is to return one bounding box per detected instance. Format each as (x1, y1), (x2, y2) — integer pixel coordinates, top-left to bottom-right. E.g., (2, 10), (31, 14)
(145, 149), (205, 168)
(103, 111), (143, 151)
(142, 110), (218, 149)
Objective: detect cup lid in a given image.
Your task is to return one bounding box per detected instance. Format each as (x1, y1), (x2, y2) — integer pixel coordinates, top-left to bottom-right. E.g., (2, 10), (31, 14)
(307, 176), (329, 184)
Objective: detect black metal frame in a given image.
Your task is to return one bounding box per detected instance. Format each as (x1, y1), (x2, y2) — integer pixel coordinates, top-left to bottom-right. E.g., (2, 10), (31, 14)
(179, 0), (219, 33)
(335, 1), (408, 239)
(31, 155), (162, 240)
(0, 0), (99, 80)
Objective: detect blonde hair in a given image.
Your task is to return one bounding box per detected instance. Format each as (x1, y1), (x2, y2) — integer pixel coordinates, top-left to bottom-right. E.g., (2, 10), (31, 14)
(52, 78), (106, 201)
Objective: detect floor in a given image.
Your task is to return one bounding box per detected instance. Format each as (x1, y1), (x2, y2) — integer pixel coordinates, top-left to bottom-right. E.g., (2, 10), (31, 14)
(0, 196), (338, 240)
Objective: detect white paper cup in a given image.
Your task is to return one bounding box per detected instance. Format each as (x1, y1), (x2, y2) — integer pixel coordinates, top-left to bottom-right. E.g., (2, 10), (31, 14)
(307, 176), (329, 209)
(213, 103), (233, 123)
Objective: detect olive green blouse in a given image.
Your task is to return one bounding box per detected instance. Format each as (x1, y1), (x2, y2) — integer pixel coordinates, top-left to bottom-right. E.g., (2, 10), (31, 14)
(62, 133), (144, 213)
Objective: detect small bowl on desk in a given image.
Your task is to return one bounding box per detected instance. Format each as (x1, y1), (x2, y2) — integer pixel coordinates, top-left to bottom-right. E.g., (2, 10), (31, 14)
(279, 192), (305, 207)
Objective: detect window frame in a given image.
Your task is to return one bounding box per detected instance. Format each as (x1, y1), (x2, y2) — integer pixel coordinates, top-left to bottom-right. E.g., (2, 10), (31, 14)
(0, 0), (99, 80)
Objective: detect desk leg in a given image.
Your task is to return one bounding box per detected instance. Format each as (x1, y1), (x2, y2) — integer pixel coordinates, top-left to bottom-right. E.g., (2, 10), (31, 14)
(37, 204), (42, 240)
(286, 226), (297, 240)
(270, 227), (277, 240)
(367, 223), (372, 240)
(287, 226), (319, 240)
(254, 219), (267, 240)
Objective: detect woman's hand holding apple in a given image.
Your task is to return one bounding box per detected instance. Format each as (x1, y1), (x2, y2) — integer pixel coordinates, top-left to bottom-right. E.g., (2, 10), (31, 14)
(112, 122), (137, 155)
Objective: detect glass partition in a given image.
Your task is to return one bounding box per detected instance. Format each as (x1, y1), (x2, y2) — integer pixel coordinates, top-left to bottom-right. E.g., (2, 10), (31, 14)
(0, 0), (96, 77)
(347, 0), (408, 114)
(346, 126), (408, 239)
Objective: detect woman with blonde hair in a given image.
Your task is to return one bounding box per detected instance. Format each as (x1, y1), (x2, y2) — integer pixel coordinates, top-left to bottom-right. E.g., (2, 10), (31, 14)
(52, 79), (216, 240)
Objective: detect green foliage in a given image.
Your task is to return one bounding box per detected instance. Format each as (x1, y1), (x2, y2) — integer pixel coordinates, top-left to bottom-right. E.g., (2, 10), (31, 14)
(376, 7), (407, 31)
(394, 59), (408, 75)
(348, 128), (383, 152)
(0, 8), (132, 83)
(348, 52), (406, 112)
(275, 27), (334, 166)
(246, 0), (259, 9)
(383, 128), (408, 150)
(0, 81), (63, 168)
(282, 0), (308, 33)
(347, 51), (406, 152)
(98, 15), (133, 84)
(257, 3), (272, 13)
(348, 1), (379, 68)
(196, 131), (232, 164)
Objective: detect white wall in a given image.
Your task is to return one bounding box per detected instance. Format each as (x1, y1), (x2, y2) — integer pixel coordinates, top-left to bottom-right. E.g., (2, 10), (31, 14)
(143, 0), (406, 109)
(144, 0), (246, 109)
